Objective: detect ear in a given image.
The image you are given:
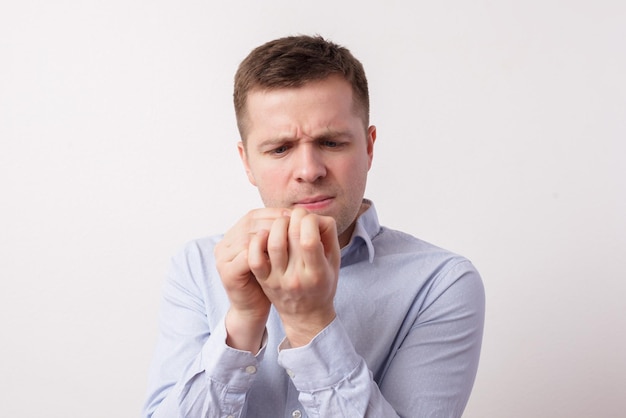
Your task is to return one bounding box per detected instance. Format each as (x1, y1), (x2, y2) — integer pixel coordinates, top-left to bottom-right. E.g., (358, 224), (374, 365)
(366, 125), (376, 170)
(237, 141), (257, 186)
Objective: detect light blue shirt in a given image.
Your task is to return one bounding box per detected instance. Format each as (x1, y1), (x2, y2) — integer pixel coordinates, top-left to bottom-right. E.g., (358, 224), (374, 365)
(143, 201), (485, 418)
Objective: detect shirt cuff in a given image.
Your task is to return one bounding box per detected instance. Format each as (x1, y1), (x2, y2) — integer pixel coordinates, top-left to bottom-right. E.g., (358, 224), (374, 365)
(200, 317), (267, 388)
(277, 317), (361, 391)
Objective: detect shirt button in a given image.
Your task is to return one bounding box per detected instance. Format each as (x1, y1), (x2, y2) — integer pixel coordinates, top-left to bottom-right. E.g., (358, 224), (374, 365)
(292, 410), (302, 418)
(245, 365), (257, 374)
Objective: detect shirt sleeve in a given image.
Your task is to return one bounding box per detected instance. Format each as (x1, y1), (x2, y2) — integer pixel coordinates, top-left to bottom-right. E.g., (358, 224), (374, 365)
(277, 260), (485, 418)
(379, 260), (485, 418)
(277, 319), (400, 417)
(142, 246), (266, 418)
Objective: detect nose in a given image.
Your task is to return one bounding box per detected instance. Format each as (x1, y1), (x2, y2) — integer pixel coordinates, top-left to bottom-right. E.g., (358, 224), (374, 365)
(293, 144), (326, 183)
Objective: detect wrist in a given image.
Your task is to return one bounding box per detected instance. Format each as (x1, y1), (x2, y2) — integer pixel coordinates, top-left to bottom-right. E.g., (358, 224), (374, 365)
(225, 308), (269, 353)
(281, 310), (336, 348)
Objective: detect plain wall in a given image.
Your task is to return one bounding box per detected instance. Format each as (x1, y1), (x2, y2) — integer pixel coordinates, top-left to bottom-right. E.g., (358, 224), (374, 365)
(1, 1), (625, 417)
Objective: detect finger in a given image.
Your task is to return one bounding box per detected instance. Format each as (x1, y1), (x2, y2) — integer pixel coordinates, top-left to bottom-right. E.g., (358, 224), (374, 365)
(300, 215), (339, 268)
(288, 208), (311, 267)
(299, 215), (323, 267)
(214, 239), (250, 278)
(267, 216), (290, 274)
(216, 248), (253, 289)
(248, 208), (292, 232)
(317, 215), (340, 262)
(223, 208), (290, 240)
(220, 208), (291, 256)
(288, 208), (308, 248)
(248, 229), (271, 280)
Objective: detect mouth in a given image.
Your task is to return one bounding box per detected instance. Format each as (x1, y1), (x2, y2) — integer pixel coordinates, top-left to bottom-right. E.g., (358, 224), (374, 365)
(293, 196), (334, 211)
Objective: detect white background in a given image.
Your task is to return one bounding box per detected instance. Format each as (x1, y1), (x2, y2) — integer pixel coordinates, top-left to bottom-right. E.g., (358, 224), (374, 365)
(1, 1), (625, 417)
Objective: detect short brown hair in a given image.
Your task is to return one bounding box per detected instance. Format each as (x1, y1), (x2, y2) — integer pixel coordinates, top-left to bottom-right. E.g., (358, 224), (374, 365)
(233, 35), (370, 139)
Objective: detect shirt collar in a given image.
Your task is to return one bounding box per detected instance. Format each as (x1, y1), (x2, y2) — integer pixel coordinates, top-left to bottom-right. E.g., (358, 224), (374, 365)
(340, 199), (380, 263)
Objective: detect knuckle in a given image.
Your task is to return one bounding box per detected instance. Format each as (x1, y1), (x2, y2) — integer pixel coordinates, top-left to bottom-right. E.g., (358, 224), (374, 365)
(300, 237), (319, 251)
(284, 278), (303, 293)
(267, 241), (284, 253)
(248, 256), (264, 271)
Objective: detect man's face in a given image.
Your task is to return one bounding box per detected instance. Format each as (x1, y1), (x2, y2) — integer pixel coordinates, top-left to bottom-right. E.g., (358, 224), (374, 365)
(238, 75), (376, 247)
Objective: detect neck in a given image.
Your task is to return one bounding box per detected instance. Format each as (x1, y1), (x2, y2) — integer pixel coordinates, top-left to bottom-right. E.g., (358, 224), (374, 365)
(338, 200), (370, 247)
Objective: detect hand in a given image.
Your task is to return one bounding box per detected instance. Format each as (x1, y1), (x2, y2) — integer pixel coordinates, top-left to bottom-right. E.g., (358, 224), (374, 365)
(214, 208), (289, 352)
(248, 208), (341, 347)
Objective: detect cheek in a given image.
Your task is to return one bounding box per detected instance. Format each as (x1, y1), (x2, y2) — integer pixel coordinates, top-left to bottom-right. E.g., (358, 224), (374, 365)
(253, 166), (289, 201)
(350, 165), (370, 199)
(342, 158), (369, 185)
(256, 166), (287, 186)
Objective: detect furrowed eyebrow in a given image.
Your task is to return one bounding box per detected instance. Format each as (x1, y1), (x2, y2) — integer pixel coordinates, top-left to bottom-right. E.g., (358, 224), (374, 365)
(256, 129), (354, 150)
(316, 129), (353, 140)
(257, 136), (295, 150)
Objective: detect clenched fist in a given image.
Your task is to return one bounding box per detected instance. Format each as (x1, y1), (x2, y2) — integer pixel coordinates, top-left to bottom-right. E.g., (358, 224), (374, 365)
(214, 208), (290, 352)
(248, 208), (341, 347)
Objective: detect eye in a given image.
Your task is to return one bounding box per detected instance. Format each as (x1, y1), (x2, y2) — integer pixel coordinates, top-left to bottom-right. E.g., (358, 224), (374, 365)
(270, 144), (290, 155)
(322, 140), (344, 149)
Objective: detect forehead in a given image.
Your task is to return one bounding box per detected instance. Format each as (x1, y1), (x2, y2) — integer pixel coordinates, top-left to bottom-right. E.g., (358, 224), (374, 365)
(243, 76), (363, 139)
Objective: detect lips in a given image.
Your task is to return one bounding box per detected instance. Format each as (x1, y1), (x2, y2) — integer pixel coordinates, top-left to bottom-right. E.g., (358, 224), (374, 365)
(294, 196), (334, 210)
(296, 196), (332, 204)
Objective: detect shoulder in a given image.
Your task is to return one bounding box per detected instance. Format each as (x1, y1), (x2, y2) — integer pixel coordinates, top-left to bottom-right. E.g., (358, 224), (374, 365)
(372, 226), (482, 293)
(165, 235), (224, 293)
(374, 226), (464, 261)
(171, 235), (223, 265)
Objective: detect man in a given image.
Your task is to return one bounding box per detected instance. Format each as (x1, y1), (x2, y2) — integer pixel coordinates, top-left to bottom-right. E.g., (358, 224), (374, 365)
(143, 35), (485, 418)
